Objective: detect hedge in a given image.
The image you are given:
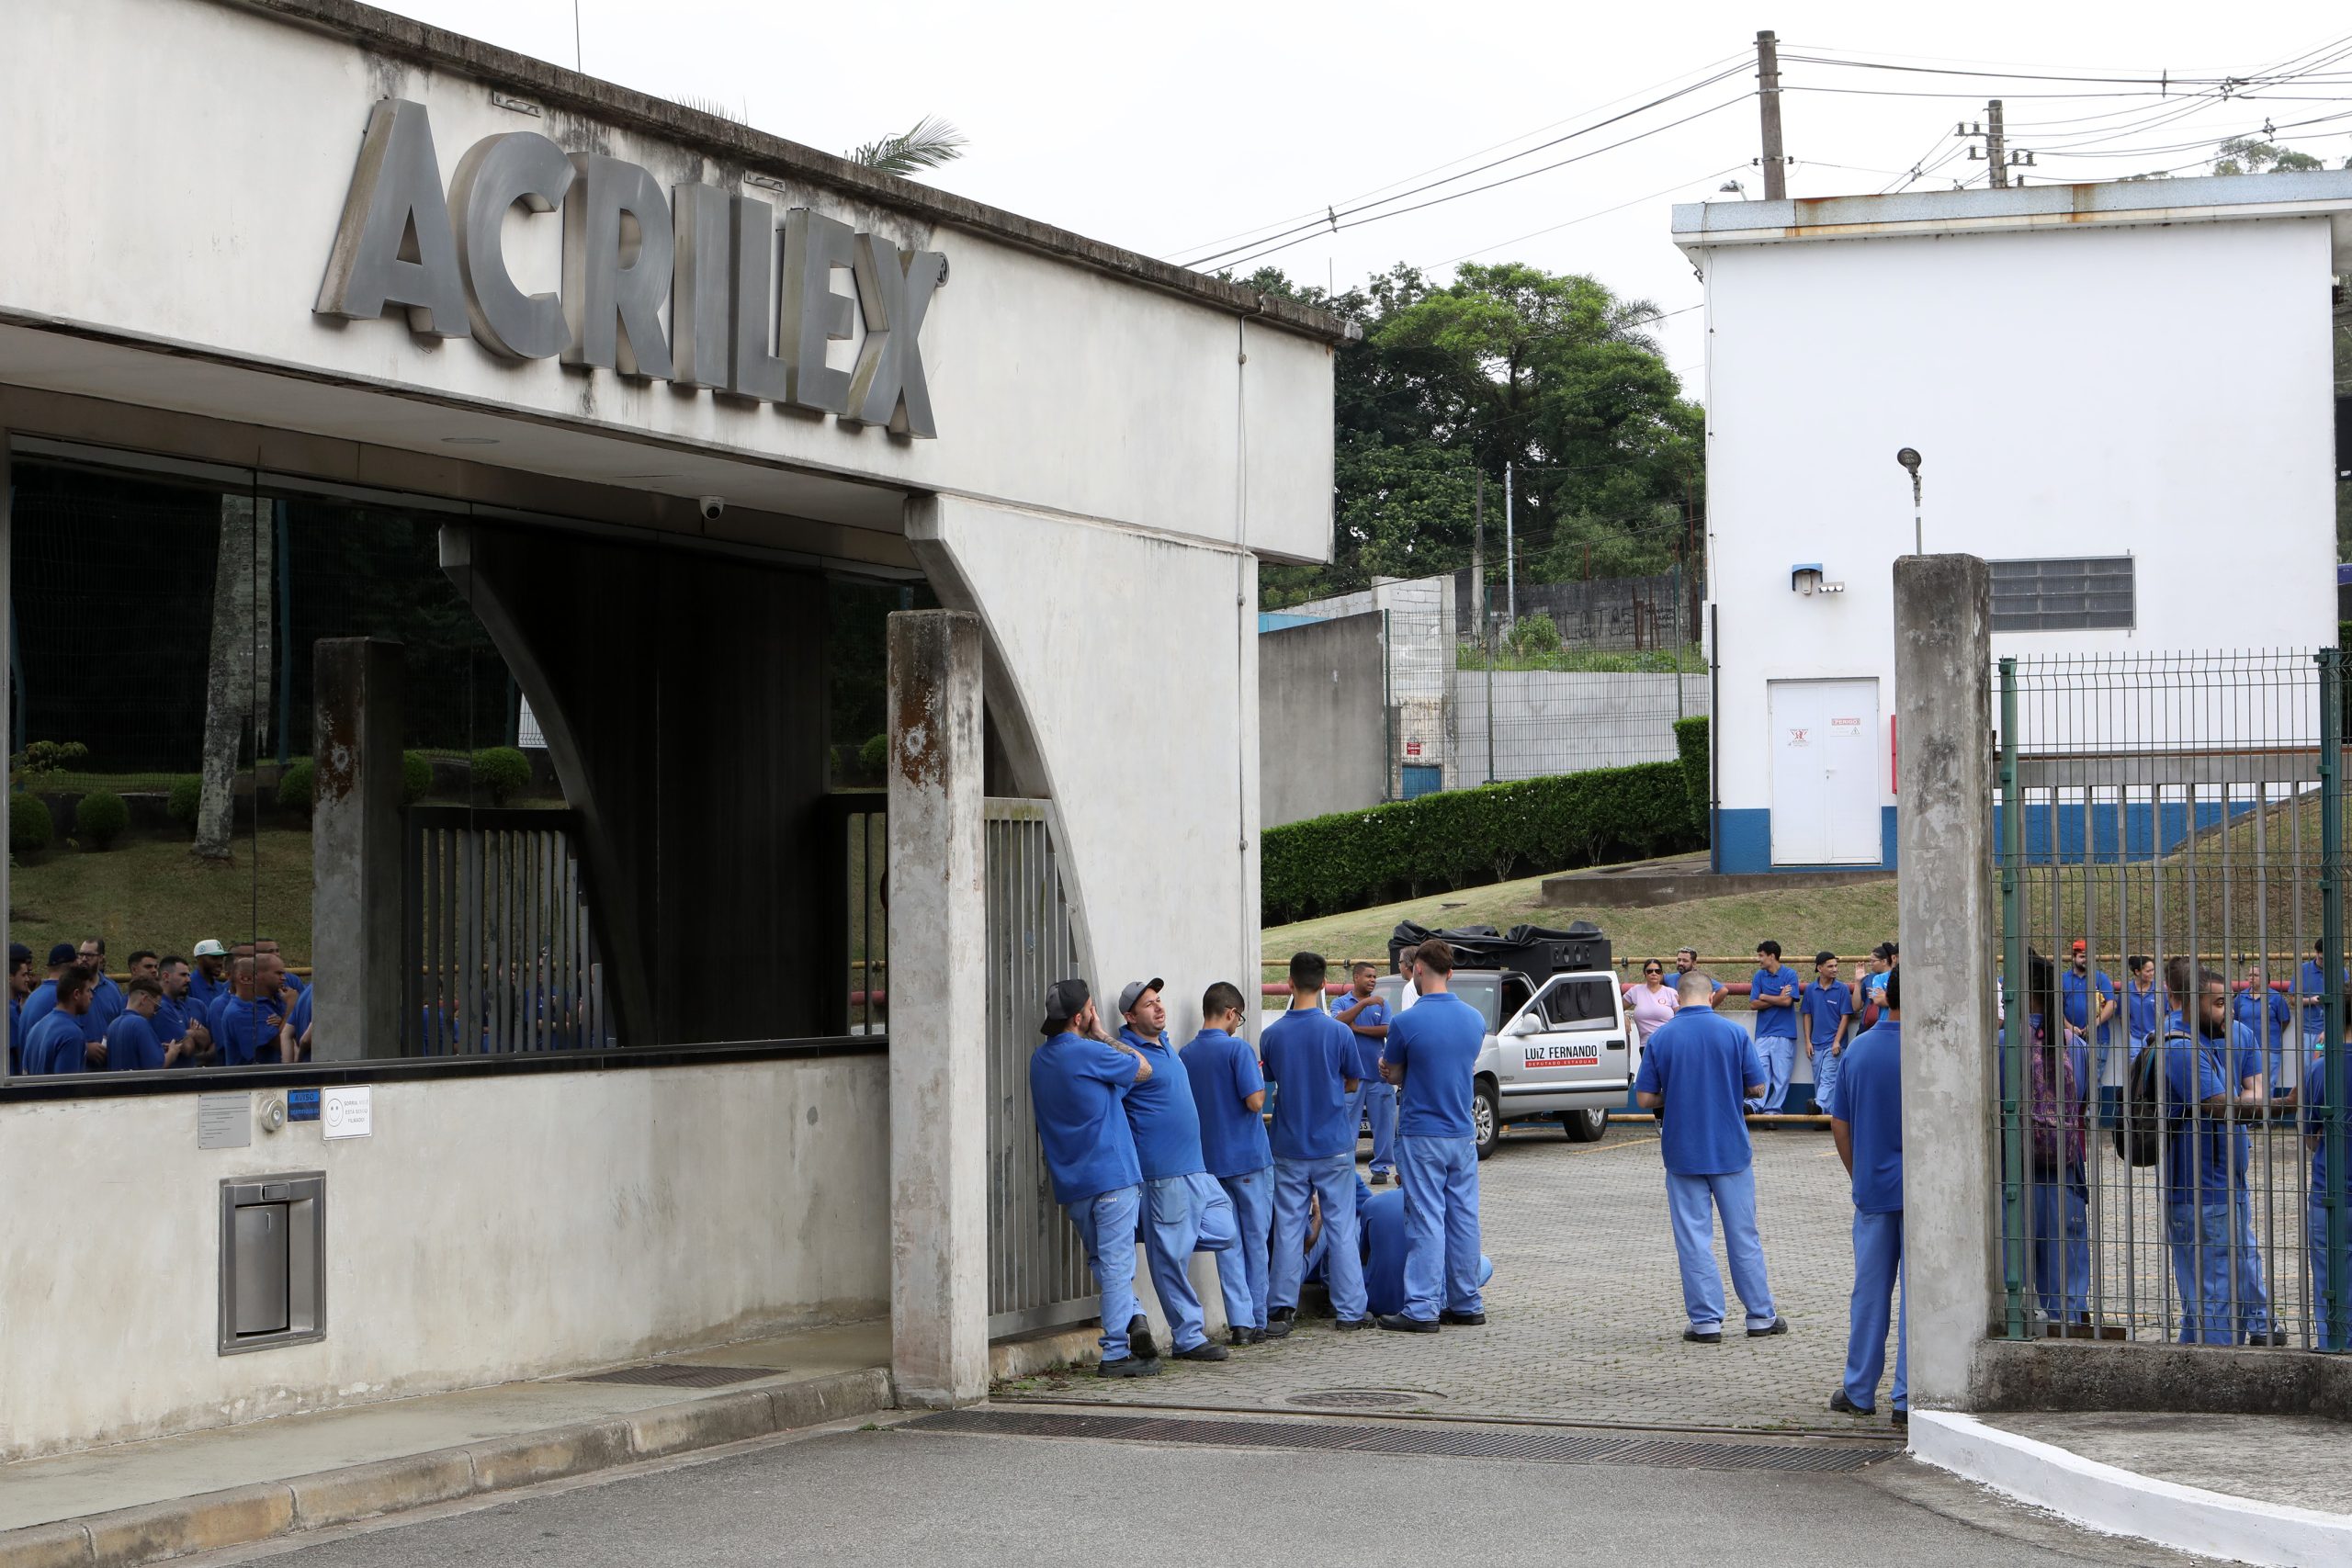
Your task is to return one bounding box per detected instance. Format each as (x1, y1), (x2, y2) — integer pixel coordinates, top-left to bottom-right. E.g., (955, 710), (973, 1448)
(471, 747), (531, 806)
(10, 792), (53, 855)
(277, 760), (316, 817)
(1673, 716), (1709, 838)
(74, 788), (129, 850)
(1261, 761), (1701, 924)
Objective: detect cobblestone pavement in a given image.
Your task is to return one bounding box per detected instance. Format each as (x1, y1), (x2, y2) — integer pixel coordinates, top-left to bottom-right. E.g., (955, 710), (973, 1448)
(1001, 1122), (1903, 1437)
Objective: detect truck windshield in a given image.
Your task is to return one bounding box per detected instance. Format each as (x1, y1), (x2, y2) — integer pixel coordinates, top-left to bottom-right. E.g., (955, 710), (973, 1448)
(1374, 973), (1504, 1032)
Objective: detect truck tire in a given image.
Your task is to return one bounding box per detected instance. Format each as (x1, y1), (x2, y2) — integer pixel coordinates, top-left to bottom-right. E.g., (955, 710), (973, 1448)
(1560, 1107), (1609, 1143)
(1473, 1078), (1500, 1160)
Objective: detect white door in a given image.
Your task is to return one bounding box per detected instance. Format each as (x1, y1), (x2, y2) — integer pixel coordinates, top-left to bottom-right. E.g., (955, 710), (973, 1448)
(1770, 679), (1882, 865)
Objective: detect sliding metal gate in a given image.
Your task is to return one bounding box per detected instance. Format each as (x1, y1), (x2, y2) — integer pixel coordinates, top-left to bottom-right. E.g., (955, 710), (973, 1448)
(985, 798), (1097, 1337)
(403, 806), (607, 1054)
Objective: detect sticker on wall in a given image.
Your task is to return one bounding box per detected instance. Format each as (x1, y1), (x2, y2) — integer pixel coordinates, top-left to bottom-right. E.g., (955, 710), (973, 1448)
(322, 1086), (373, 1140)
(1787, 728), (1810, 747)
(1404, 740), (1423, 756)
(1832, 716), (1862, 730)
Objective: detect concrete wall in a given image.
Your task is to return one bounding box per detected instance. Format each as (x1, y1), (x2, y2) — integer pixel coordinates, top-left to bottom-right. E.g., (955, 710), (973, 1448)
(1684, 189), (2344, 872)
(1283, 577), (1454, 793)
(0, 1055), (888, 1461)
(1258, 611), (1387, 827)
(1453, 670), (1702, 784)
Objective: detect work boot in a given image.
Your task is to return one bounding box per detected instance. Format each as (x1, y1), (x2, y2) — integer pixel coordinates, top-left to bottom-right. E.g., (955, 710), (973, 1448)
(1228, 1326), (1252, 1348)
(1747, 1317), (1788, 1337)
(1098, 1355), (1159, 1379)
(1438, 1309), (1486, 1326)
(1891, 1409), (1909, 1428)
(1176, 1342), (1229, 1362)
(1828, 1390), (1872, 1416)
(1682, 1327), (1722, 1344)
(1369, 1170), (1391, 1187)
(1332, 1315), (1373, 1331)
(1127, 1314), (1159, 1361)
(1374, 1314), (1438, 1334)
(1262, 1308), (1295, 1340)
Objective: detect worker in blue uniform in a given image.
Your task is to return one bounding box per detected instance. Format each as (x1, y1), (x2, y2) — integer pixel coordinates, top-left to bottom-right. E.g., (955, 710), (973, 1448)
(7, 942), (32, 1075)
(1028, 977), (1160, 1377)
(1798, 951), (1855, 1118)
(1828, 966), (1905, 1426)
(1375, 936), (1487, 1333)
(2160, 969), (2273, 1346)
(2061, 940), (2119, 1100)
(2300, 940), (2347, 1054)
(1116, 977), (1246, 1363)
(21, 942), (105, 1054)
(1636, 971), (1784, 1341)
(1747, 941), (1801, 1114)
(1305, 1175), (1495, 1316)
(2233, 963), (2292, 1091)
(2305, 1037), (2346, 1351)
(1182, 982), (1275, 1344)
(104, 978), (194, 1071)
(24, 964), (103, 1074)
(1261, 951), (1368, 1336)
(1333, 962), (1396, 1185)
(2003, 957), (2091, 1329)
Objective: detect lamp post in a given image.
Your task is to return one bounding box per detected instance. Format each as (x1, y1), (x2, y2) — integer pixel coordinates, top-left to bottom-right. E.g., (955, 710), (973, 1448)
(1896, 447), (1923, 555)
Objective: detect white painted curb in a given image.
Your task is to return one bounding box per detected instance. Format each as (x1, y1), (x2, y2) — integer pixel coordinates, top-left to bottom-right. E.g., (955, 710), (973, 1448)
(1908, 1409), (2352, 1568)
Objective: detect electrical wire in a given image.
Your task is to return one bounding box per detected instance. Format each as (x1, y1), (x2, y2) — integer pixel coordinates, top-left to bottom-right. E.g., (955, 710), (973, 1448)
(1440, 169), (1747, 266)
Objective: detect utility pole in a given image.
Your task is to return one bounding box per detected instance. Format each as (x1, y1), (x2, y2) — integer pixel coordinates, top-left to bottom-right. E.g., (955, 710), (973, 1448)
(1756, 30), (1787, 200)
(1476, 471), (1495, 784)
(1985, 99), (2009, 189)
(1503, 462), (1517, 631)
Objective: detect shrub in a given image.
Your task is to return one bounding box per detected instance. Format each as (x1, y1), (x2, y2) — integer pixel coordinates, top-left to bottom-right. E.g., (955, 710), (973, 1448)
(1673, 716), (1710, 839)
(277, 760), (316, 817)
(858, 732), (889, 776)
(74, 788), (129, 850)
(10, 791), (53, 855)
(1508, 611), (1561, 658)
(1260, 761), (1701, 923)
(471, 746), (531, 807)
(166, 776), (202, 830)
(15, 739), (88, 783)
(401, 751), (432, 807)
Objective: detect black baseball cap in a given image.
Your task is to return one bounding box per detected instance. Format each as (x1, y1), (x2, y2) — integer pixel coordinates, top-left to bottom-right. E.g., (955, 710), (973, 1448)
(8, 942), (30, 966)
(46, 942), (76, 966)
(1042, 977), (1091, 1036)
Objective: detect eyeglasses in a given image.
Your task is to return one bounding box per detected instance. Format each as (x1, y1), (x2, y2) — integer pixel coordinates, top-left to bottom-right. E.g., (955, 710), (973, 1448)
(1644, 966), (1662, 976)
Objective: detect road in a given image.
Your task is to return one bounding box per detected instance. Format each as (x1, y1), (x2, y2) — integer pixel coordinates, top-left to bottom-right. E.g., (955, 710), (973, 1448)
(199, 1416), (2210, 1567)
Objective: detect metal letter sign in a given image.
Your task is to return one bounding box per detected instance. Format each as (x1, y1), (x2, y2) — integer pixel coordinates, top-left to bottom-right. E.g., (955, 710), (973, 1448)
(315, 100), (943, 435)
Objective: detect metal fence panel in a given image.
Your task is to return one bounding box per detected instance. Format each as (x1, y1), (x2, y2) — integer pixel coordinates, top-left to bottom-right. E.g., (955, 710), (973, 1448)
(404, 806), (604, 1055)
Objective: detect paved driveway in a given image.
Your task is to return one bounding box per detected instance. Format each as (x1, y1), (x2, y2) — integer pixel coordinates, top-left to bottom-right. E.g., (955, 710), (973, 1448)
(1001, 1122), (1897, 1436)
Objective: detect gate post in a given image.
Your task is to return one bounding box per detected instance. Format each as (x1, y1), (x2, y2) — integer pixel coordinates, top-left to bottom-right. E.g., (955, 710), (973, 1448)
(886, 609), (989, 1405)
(1893, 555), (1998, 1410)
(311, 637), (406, 1060)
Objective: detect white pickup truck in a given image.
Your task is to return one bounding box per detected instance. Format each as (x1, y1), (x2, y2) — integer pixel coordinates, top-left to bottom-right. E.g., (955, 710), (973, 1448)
(1370, 967), (1636, 1159)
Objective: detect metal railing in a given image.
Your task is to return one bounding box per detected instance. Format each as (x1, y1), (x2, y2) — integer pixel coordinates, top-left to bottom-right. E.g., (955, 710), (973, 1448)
(403, 806), (606, 1055)
(1995, 651), (2348, 1350)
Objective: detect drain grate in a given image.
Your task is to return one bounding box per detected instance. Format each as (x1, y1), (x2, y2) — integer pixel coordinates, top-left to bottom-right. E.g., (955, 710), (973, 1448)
(571, 1363), (778, 1389)
(1287, 1389), (1422, 1409)
(909, 1408), (1895, 1472)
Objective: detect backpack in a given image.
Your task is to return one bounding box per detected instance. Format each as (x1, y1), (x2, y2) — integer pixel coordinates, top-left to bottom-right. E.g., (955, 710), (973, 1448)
(2112, 1032), (2175, 1168)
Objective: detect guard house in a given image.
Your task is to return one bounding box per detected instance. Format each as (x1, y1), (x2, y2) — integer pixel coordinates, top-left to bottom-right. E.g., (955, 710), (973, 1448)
(1675, 174), (2351, 873)
(0, 0), (1340, 1458)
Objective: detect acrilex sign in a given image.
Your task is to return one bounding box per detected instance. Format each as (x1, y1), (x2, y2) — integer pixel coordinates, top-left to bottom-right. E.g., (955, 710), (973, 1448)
(316, 100), (944, 436)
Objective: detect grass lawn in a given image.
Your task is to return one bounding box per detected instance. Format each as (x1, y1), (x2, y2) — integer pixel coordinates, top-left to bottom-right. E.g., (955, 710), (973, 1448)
(12, 829), (317, 966)
(1265, 863), (1900, 976)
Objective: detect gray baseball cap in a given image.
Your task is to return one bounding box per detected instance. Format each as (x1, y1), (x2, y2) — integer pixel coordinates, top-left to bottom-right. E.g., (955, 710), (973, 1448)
(1116, 977), (1164, 1017)
(1041, 977), (1091, 1036)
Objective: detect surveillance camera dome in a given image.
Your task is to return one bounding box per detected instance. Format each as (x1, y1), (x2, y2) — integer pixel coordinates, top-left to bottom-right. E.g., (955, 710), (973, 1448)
(697, 495), (726, 521)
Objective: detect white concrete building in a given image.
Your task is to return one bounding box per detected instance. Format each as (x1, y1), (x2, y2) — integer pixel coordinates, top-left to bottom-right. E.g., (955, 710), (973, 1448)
(1676, 175), (2351, 872)
(0, 0), (1338, 1457)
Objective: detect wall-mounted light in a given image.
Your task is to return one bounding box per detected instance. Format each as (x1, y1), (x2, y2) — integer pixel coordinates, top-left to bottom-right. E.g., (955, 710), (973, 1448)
(1790, 563), (1846, 596)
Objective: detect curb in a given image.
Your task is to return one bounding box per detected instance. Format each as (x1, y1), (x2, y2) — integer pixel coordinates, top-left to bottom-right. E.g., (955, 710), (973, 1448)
(1909, 1409), (2352, 1568)
(0, 1367), (892, 1568)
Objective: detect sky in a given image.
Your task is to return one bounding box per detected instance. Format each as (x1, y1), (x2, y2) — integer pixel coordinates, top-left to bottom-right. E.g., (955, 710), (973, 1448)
(373, 2), (2350, 381)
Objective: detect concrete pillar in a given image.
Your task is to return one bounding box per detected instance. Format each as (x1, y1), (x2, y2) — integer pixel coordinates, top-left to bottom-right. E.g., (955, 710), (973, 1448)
(1894, 554), (1998, 1411)
(311, 637), (406, 1061)
(886, 609), (989, 1406)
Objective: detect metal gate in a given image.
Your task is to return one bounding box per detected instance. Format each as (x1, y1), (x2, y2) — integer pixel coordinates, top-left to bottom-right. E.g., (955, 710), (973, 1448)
(984, 798), (1097, 1337)
(403, 806), (607, 1054)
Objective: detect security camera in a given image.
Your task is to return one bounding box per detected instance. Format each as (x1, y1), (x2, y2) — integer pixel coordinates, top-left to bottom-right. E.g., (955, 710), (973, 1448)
(697, 496), (726, 522)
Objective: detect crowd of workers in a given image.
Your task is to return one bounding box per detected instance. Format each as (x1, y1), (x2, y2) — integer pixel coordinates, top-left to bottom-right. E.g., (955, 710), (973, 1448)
(6, 936), (312, 1075)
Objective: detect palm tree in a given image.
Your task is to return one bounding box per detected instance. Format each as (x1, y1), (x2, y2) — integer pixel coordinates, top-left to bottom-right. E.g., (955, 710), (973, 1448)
(848, 116), (967, 177)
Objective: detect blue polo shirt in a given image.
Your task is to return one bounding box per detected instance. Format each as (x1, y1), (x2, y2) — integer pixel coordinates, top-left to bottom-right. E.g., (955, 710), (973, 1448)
(88, 975), (125, 1026)
(2307, 1048), (2335, 1194)
(2125, 983), (2161, 1045)
(209, 995), (287, 1066)
(1634, 1005), (1765, 1176)
(1261, 1005), (1358, 1160)
(20, 980), (103, 1043)
(289, 987), (315, 1054)
(2061, 968), (2117, 1046)
(1827, 1019), (1903, 1213)
(1181, 1028), (1272, 1179)
(1382, 989), (1482, 1139)
(1799, 979), (1852, 1048)
(1750, 965), (1799, 1039)
(25, 1010), (91, 1074)
(1028, 1030), (1144, 1205)
(105, 1011), (166, 1071)
(2300, 960), (2344, 1037)
(1118, 1026), (1206, 1180)
(151, 997), (187, 1045)
(1336, 995), (1389, 1080)
(187, 969), (224, 1015)
(2233, 987), (2291, 1062)
(2159, 1028), (2242, 1207)
(6, 998), (17, 1075)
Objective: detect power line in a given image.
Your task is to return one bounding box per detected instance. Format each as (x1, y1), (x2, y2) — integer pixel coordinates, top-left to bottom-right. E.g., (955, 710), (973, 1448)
(1440, 168), (1747, 266)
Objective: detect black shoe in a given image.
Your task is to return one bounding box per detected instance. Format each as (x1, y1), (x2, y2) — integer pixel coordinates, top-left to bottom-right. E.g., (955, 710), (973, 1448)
(1262, 1309), (1295, 1340)
(1333, 1315), (1374, 1332)
(1228, 1326), (1251, 1348)
(1891, 1409), (1909, 1427)
(1176, 1341), (1229, 1362)
(1747, 1317), (1789, 1337)
(1098, 1355), (1159, 1379)
(1829, 1390), (1873, 1416)
(1369, 1170), (1391, 1186)
(1683, 1328), (1723, 1344)
(2247, 1328), (2288, 1347)
(1373, 1313), (1438, 1333)
(1246, 1326), (1267, 1345)
(1127, 1315), (1159, 1361)
(1438, 1310), (1487, 1326)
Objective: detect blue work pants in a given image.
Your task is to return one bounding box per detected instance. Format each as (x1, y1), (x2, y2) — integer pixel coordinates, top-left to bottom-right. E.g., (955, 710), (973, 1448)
(1664, 1166), (1777, 1333)
(2166, 1201), (2236, 1345)
(1069, 1185), (1144, 1361)
(1396, 1134), (1483, 1321)
(2233, 1189), (2272, 1337)
(2027, 1171), (2089, 1322)
(1270, 1154), (1365, 1323)
(1747, 1036), (1794, 1114)
(1143, 1171), (1248, 1352)
(1842, 1209), (1905, 1414)
(1218, 1166), (1274, 1330)
(1810, 1040), (1842, 1118)
(1359, 1081), (1398, 1175)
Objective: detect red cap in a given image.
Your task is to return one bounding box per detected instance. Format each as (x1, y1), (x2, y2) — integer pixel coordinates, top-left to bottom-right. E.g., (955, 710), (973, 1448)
(2070, 940), (2086, 953)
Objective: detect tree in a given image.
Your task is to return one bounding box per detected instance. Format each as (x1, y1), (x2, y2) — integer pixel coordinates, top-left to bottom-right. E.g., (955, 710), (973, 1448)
(849, 116), (967, 176)
(2213, 138), (2325, 175)
(195, 496), (271, 863)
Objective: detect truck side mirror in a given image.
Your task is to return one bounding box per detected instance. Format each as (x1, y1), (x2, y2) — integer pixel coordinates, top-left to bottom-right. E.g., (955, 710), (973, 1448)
(1509, 1013), (1541, 1037)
